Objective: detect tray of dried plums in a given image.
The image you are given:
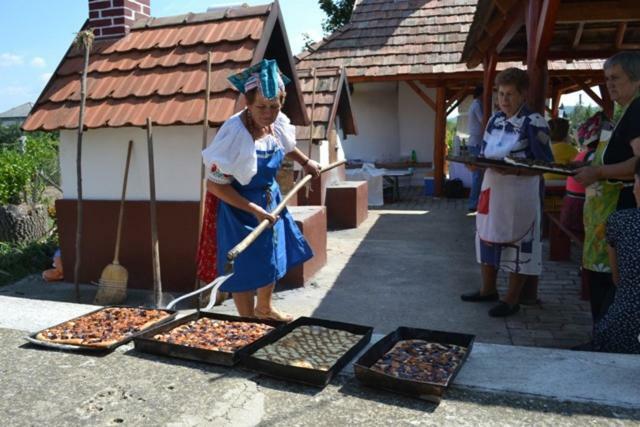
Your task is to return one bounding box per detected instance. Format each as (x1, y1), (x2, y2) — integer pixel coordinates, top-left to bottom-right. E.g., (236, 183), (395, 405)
(241, 316), (373, 387)
(133, 312), (286, 366)
(353, 327), (475, 402)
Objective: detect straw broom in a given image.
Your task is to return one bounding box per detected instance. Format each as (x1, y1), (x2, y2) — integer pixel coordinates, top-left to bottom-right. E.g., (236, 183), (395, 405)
(73, 29), (94, 302)
(94, 140), (133, 305)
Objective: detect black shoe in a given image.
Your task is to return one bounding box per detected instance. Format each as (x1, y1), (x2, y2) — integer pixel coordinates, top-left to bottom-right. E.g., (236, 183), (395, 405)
(460, 291), (499, 302)
(488, 302), (520, 317)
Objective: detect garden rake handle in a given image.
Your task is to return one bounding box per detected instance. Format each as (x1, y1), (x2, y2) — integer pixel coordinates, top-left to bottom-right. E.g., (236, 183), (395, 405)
(113, 140), (133, 264)
(226, 159), (345, 263)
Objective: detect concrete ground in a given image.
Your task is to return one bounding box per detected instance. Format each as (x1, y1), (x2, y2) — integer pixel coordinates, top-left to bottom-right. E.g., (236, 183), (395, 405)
(1, 188), (639, 425)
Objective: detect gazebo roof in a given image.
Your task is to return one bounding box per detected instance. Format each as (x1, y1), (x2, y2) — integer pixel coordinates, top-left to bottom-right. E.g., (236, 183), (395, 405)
(295, 66), (357, 141)
(23, 2), (308, 131)
(461, 0), (640, 68)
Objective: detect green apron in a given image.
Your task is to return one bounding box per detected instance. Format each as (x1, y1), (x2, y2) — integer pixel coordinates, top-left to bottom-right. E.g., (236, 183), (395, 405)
(582, 96), (637, 272)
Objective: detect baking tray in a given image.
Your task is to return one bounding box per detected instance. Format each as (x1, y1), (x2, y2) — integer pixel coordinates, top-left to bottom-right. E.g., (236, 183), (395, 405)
(448, 154), (522, 171)
(25, 306), (177, 352)
(354, 327), (475, 401)
(133, 312), (286, 366)
(241, 316), (373, 388)
(448, 155), (576, 176)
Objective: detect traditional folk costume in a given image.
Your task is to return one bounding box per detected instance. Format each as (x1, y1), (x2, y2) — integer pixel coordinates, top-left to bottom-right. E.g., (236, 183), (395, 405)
(197, 60), (313, 292)
(475, 106), (553, 275)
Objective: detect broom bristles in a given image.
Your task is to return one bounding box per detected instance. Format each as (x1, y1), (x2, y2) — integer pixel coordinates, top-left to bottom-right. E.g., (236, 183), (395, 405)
(94, 263), (128, 305)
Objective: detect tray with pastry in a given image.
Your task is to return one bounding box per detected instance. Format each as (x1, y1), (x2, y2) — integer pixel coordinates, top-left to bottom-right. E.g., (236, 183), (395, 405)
(241, 317), (373, 387)
(26, 306), (177, 352)
(133, 312), (286, 366)
(353, 327), (474, 402)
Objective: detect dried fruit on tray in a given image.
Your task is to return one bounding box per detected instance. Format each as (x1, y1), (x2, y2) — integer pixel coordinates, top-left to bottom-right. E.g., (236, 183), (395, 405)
(371, 340), (467, 385)
(36, 307), (173, 348)
(152, 318), (274, 352)
(252, 325), (362, 371)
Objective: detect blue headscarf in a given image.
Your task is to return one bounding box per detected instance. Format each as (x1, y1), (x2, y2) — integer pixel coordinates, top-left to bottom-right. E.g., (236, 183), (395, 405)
(228, 59), (291, 100)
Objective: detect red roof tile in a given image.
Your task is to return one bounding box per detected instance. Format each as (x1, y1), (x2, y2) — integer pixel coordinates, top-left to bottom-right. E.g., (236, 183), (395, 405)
(23, 5), (275, 131)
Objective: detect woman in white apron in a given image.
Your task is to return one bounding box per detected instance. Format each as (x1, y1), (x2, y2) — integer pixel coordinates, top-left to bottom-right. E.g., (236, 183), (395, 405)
(460, 68), (553, 317)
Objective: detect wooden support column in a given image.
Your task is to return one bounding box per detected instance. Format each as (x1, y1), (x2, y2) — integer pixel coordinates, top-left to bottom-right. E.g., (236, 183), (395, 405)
(433, 86), (446, 197)
(599, 84), (614, 118)
(526, 0), (551, 114)
(551, 87), (561, 118)
(482, 52), (497, 126)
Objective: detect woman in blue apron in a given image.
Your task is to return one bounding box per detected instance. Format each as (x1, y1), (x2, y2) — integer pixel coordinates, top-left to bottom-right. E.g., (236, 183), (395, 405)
(460, 68), (553, 317)
(201, 59), (320, 321)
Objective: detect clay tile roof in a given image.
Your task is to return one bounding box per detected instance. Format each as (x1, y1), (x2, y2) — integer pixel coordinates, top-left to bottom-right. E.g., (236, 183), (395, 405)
(296, 0), (478, 78)
(23, 4), (281, 131)
(295, 66), (357, 141)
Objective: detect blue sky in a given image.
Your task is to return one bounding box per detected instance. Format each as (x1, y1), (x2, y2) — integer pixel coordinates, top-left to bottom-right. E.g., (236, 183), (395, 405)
(0, 0), (325, 113)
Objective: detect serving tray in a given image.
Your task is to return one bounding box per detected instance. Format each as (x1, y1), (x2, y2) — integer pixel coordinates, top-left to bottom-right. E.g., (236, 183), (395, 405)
(134, 312), (286, 366)
(354, 327), (474, 402)
(25, 306), (177, 352)
(241, 316), (373, 388)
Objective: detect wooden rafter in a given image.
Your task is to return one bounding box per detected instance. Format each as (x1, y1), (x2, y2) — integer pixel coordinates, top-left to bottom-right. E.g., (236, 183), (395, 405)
(615, 22), (627, 49)
(446, 86), (469, 110)
(556, 1), (640, 23)
(533, 0), (561, 63)
(571, 77), (603, 107)
(406, 81), (436, 111)
(572, 22), (584, 48)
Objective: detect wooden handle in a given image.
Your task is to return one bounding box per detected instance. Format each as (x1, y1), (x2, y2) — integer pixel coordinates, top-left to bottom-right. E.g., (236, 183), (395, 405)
(113, 140), (133, 263)
(226, 160), (345, 262)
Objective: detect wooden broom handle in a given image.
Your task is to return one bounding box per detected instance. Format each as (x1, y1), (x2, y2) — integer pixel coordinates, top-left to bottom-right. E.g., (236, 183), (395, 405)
(226, 160), (345, 262)
(113, 140), (133, 263)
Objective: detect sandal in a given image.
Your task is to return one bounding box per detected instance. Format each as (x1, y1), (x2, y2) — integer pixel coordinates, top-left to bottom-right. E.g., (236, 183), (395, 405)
(254, 307), (294, 323)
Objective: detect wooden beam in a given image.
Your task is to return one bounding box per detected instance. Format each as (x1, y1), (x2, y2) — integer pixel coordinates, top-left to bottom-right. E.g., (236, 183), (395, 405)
(615, 22), (627, 49)
(433, 86), (447, 197)
(551, 88), (561, 118)
(493, 0), (514, 16)
(533, 0), (561, 63)
(571, 77), (604, 108)
(482, 52), (498, 126)
(406, 81), (436, 111)
(526, 0), (549, 114)
(446, 86), (469, 110)
(496, 5), (525, 53)
(571, 22), (584, 49)
(556, 1), (640, 23)
(599, 84), (614, 118)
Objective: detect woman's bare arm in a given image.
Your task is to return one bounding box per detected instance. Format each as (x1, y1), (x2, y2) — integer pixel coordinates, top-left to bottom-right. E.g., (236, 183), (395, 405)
(574, 156), (638, 186)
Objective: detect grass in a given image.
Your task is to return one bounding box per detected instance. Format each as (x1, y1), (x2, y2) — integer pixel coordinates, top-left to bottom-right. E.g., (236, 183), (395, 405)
(0, 233), (58, 287)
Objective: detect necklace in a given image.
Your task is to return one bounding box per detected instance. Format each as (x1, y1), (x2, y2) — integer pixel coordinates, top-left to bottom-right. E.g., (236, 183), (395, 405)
(245, 109), (272, 140)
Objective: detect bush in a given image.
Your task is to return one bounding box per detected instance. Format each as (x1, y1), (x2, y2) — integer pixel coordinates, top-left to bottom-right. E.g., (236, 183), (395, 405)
(0, 232), (58, 286)
(0, 132), (59, 206)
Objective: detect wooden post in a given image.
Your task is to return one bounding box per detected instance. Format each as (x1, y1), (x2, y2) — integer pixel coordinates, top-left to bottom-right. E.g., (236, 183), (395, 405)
(599, 84), (614, 118)
(434, 86), (446, 197)
(73, 30), (94, 302)
(526, 0), (550, 114)
(482, 52), (497, 126)
(551, 87), (561, 118)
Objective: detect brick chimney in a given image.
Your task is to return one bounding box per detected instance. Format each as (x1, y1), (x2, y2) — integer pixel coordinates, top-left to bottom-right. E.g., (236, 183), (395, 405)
(88, 0), (150, 39)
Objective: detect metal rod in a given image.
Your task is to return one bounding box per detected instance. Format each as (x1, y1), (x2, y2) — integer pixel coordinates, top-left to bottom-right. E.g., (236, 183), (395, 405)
(146, 118), (163, 308)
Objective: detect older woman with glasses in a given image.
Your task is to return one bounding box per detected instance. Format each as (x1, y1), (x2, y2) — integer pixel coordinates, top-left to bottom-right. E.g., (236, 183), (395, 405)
(574, 51), (640, 324)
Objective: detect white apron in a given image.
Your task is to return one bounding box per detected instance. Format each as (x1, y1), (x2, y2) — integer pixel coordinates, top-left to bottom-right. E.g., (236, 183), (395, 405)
(477, 123), (539, 244)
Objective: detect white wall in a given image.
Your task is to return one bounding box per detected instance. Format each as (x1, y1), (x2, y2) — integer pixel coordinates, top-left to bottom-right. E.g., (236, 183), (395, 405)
(342, 82), (400, 162)
(59, 126), (216, 201)
(398, 81), (435, 164)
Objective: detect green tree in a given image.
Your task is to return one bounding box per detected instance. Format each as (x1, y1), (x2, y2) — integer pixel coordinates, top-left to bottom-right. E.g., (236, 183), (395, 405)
(0, 124), (22, 146)
(0, 132), (59, 206)
(318, 0), (356, 33)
